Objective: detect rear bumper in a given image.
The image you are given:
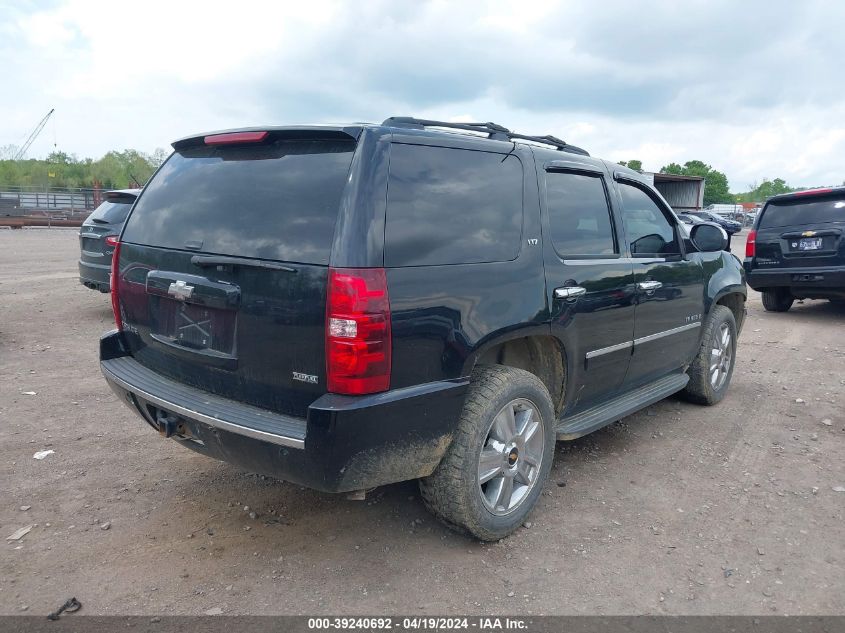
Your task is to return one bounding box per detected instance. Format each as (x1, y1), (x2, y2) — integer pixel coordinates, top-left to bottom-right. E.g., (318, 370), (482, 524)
(79, 259), (111, 292)
(99, 331), (468, 493)
(102, 354), (308, 449)
(744, 263), (845, 295)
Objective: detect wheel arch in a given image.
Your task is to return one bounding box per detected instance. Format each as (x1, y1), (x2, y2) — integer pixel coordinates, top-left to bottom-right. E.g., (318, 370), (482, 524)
(704, 251), (747, 333)
(711, 288), (746, 333)
(464, 328), (567, 416)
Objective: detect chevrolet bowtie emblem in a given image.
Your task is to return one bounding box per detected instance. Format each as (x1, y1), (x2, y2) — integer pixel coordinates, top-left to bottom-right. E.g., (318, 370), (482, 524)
(801, 230), (817, 237)
(167, 280), (194, 301)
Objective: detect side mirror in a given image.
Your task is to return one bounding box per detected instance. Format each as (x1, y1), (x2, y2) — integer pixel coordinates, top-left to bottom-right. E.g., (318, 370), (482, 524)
(689, 222), (728, 252)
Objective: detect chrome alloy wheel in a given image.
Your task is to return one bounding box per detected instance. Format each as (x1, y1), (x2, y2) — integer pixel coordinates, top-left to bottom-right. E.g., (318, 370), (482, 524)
(477, 398), (545, 516)
(710, 322), (733, 390)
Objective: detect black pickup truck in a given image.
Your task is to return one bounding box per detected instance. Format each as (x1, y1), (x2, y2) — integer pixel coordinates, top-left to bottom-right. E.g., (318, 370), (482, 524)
(100, 118), (746, 540)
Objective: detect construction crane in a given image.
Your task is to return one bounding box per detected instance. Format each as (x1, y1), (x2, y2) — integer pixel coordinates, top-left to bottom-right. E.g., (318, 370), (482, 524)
(14, 108), (55, 160)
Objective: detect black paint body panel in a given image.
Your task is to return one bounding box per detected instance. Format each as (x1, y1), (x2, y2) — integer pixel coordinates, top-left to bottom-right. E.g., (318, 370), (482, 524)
(102, 330), (466, 492)
(102, 123), (746, 491)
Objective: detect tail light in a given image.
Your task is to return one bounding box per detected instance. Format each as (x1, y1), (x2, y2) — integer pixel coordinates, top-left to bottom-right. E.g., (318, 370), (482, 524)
(745, 230), (756, 258)
(326, 268), (391, 395)
(110, 240), (123, 330)
(104, 235), (119, 248)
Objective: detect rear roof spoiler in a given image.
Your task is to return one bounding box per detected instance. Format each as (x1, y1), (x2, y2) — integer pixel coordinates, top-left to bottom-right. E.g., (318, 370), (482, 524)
(171, 126), (363, 151)
(105, 189), (141, 201)
(768, 186), (845, 204)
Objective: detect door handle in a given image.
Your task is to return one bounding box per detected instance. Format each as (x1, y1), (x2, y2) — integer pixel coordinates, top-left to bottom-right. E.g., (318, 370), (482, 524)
(637, 280), (663, 291)
(554, 286), (587, 299)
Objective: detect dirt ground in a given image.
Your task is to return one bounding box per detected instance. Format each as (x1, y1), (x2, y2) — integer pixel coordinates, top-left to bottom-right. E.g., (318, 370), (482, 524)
(1, 229), (843, 616)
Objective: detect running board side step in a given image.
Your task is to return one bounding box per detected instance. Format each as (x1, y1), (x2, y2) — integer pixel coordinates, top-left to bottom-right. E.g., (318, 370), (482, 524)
(556, 373), (689, 440)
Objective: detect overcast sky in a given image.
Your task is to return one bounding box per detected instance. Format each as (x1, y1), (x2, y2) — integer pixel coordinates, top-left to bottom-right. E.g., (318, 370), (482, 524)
(1, 0), (843, 191)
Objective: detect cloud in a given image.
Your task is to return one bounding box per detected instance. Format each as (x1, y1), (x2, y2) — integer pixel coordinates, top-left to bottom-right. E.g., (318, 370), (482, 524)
(1, 0), (844, 189)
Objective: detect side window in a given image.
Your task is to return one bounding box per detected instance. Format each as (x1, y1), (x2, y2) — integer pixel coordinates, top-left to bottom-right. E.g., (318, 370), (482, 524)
(618, 182), (680, 256)
(545, 171), (616, 256)
(384, 144), (523, 267)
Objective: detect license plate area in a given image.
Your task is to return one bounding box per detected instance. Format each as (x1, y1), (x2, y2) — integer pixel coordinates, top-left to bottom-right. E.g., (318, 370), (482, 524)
(80, 236), (104, 255)
(149, 296), (237, 357)
(796, 237), (823, 251)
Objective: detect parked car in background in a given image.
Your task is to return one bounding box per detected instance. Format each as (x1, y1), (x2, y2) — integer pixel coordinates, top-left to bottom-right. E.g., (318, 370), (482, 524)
(687, 210), (743, 235)
(743, 210), (758, 227)
(677, 213), (707, 226)
(99, 118), (746, 540)
(744, 187), (845, 311)
(78, 189), (140, 293)
(676, 213), (706, 238)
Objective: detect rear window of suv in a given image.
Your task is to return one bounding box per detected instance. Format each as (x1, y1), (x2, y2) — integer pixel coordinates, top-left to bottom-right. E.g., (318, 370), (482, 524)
(759, 196), (845, 229)
(384, 144), (523, 267)
(89, 200), (133, 224)
(122, 139), (356, 264)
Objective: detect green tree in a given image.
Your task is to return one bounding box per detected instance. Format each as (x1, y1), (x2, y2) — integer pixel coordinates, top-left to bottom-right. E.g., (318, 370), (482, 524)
(0, 149), (159, 189)
(90, 150), (158, 188)
(618, 159), (643, 171)
(659, 160), (733, 206)
(758, 178), (791, 199)
(735, 178), (795, 203)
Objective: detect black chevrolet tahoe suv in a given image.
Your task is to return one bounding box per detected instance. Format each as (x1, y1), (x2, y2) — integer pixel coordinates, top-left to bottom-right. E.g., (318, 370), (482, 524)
(744, 187), (845, 311)
(100, 118), (746, 540)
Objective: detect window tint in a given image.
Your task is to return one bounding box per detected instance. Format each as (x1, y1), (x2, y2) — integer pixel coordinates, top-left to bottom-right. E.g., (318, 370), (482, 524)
(89, 200), (133, 224)
(545, 171), (615, 255)
(759, 197), (845, 229)
(384, 144), (523, 267)
(618, 182), (680, 256)
(122, 139), (355, 264)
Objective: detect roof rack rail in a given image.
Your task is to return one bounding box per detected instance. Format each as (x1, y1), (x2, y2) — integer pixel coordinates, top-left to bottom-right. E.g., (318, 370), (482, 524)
(382, 117), (590, 156)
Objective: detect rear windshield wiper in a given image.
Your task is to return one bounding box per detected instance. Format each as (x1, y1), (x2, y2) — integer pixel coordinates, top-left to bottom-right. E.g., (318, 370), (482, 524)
(190, 255), (296, 272)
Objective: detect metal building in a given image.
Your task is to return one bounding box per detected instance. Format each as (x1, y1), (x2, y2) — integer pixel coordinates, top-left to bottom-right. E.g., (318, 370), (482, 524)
(641, 172), (705, 212)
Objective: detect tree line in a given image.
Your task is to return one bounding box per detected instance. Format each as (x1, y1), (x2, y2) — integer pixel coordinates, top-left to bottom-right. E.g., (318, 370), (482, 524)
(0, 148), (168, 190)
(0, 148), (836, 203)
(618, 159), (839, 206)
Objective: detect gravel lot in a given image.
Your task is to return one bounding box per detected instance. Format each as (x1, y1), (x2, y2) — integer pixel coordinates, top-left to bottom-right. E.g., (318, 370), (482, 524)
(1, 229), (843, 616)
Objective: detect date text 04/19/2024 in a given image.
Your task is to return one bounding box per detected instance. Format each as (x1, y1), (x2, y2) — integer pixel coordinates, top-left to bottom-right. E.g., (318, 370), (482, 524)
(306, 617), (528, 631)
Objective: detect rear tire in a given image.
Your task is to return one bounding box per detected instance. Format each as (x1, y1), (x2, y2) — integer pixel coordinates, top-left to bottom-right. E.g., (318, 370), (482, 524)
(419, 365), (556, 541)
(682, 305), (737, 406)
(762, 288), (793, 312)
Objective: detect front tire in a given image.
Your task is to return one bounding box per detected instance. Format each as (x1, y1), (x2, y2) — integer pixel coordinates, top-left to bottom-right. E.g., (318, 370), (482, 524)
(762, 288), (793, 312)
(682, 305), (737, 405)
(420, 365), (556, 541)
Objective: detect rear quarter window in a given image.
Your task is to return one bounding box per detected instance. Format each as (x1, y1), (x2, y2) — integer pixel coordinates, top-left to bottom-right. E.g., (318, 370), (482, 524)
(122, 139), (355, 264)
(384, 144), (523, 267)
(759, 197), (845, 229)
